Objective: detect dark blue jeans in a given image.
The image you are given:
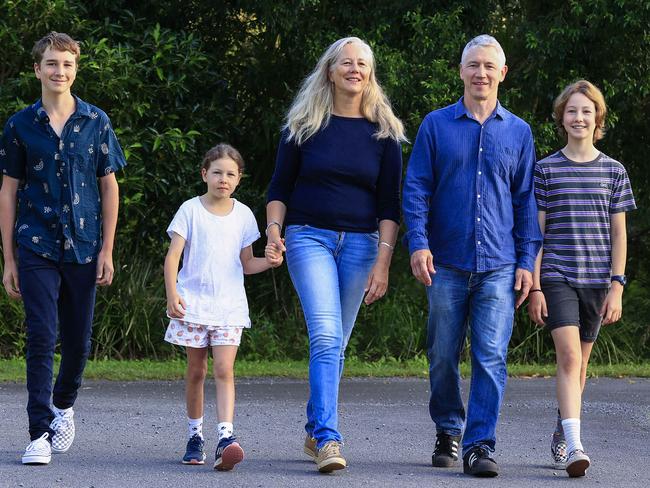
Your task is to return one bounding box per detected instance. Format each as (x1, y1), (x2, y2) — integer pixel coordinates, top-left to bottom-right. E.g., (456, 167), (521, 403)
(18, 247), (97, 440)
(426, 264), (516, 453)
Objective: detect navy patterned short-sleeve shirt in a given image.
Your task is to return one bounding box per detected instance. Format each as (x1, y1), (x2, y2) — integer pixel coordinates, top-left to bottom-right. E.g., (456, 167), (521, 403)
(0, 96), (126, 263)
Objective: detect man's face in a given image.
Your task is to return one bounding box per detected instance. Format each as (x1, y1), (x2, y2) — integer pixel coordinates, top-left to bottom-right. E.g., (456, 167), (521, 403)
(34, 47), (77, 96)
(459, 46), (507, 103)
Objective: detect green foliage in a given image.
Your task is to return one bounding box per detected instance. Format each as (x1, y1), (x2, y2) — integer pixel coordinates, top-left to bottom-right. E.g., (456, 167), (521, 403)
(1, 0), (649, 363)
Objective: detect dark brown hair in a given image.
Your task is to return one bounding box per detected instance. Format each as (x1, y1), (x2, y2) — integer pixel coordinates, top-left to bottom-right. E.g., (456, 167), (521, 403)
(201, 143), (245, 172)
(32, 32), (80, 65)
(552, 80), (607, 142)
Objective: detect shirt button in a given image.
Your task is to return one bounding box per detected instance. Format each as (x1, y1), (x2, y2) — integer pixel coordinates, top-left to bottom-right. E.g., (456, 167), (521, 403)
(478, 171), (482, 175)
(477, 217), (481, 222)
(477, 194), (481, 198)
(479, 147), (483, 152)
(64, 183), (68, 187)
(478, 241), (482, 245)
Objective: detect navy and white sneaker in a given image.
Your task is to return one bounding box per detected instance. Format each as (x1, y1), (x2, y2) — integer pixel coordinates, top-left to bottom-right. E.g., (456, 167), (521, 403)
(463, 446), (499, 477)
(50, 407), (75, 453)
(182, 434), (206, 465)
(214, 436), (244, 471)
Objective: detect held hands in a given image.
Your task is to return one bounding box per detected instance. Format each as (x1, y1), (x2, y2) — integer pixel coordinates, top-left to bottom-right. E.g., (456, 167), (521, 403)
(410, 249), (435, 286)
(96, 249), (115, 286)
(527, 290), (547, 326)
(2, 260), (21, 300)
(514, 268), (533, 309)
(601, 285), (623, 325)
(167, 292), (187, 318)
(264, 239), (285, 268)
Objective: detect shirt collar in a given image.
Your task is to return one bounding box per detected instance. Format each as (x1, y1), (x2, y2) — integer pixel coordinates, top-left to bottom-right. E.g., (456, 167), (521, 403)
(31, 94), (92, 123)
(454, 97), (507, 121)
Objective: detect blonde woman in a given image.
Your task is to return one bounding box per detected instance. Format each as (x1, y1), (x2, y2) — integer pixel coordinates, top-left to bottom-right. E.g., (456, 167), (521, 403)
(266, 37), (405, 473)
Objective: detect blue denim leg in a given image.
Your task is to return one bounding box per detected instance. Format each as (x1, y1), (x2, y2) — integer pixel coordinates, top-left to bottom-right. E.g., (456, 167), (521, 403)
(286, 225), (377, 448)
(463, 265), (515, 452)
(18, 247), (96, 440)
(426, 265), (470, 437)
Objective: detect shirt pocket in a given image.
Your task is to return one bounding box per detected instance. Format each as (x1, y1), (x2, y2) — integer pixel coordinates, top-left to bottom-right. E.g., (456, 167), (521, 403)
(493, 144), (517, 181)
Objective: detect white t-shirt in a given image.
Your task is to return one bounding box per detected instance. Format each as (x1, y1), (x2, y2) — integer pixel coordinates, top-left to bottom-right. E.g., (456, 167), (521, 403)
(167, 196), (260, 327)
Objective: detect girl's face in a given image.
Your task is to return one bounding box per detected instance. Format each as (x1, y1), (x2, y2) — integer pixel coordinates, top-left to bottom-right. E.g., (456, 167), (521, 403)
(563, 92), (597, 143)
(202, 157), (241, 200)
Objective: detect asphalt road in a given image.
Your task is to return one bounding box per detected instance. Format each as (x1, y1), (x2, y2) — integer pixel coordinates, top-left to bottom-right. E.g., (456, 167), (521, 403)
(1, 376), (648, 488)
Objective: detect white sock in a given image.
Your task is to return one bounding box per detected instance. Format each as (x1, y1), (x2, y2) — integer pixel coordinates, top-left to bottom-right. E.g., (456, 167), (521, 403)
(188, 417), (203, 439)
(561, 418), (584, 453)
(217, 422), (234, 441)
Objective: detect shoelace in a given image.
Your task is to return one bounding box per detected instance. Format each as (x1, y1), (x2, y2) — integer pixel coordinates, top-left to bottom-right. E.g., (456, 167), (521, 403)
(434, 436), (457, 454)
(320, 442), (340, 457)
(50, 414), (72, 431)
(26, 433), (49, 451)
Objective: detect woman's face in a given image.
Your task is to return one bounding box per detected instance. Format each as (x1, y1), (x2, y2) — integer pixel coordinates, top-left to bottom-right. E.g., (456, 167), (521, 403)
(328, 42), (371, 97)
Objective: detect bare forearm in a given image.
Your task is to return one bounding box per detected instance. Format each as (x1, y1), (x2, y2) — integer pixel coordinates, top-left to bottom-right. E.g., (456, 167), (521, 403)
(0, 182), (18, 263)
(610, 225), (627, 276)
(163, 252), (180, 298)
(376, 219), (399, 267)
(242, 256), (272, 275)
(99, 176), (119, 252)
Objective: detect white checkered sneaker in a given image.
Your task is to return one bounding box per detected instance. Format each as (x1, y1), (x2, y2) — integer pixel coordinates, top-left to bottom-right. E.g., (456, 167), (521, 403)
(22, 433), (51, 465)
(50, 407), (75, 453)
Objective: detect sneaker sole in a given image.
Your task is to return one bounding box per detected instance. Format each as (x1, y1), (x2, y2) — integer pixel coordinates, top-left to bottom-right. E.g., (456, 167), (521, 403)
(182, 454), (206, 465)
(214, 443), (244, 471)
(51, 445), (72, 454)
(317, 457), (346, 473)
(22, 454), (51, 465)
(566, 458), (589, 477)
(464, 462), (499, 477)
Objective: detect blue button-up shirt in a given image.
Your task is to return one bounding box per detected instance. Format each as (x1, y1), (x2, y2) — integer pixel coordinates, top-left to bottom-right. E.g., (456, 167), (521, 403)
(403, 98), (542, 272)
(0, 96), (126, 263)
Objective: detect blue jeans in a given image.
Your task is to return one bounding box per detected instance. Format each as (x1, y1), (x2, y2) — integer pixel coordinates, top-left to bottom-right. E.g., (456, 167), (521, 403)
(426, 264), (515, 453)
(285, 225), (378, 448)
(18, 247), (97, 440)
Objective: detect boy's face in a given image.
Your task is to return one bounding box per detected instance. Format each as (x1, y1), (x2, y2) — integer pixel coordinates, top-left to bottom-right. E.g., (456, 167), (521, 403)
(563, 92), (597, 143)
(34, 47), (77, 96)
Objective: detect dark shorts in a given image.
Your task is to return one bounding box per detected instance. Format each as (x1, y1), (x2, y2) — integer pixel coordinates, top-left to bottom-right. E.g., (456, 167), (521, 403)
(541, 281), (608, 343)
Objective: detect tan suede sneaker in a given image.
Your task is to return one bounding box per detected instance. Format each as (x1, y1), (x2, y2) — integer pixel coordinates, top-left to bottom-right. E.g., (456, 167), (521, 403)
(304, 435), (317, 461)
(316, 441), (346, 473)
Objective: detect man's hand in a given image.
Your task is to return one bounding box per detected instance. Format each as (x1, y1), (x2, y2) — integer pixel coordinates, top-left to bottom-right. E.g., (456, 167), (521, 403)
(514, 268), (533, 308)
(96, 250), (114, 286)
(2, 260), (21, 299)
(410, 249), (435, 286)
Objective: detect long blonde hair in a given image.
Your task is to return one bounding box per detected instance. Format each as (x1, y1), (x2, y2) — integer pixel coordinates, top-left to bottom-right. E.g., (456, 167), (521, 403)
(284, 37), (406, 145)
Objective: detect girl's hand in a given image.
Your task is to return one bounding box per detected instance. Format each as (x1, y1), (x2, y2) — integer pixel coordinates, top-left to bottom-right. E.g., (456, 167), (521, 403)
(601, 286), (623, 325)
(527, 291), (547, 326)
(167, 293), (187, 318)
(364, 262), (389, 305)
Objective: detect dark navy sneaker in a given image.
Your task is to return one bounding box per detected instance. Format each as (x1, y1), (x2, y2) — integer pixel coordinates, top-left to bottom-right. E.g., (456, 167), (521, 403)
(463, 446), (499, 477)
(214, 436), (244, 471)
(182, 434), (206, 465)
(432, 433), (461, 467)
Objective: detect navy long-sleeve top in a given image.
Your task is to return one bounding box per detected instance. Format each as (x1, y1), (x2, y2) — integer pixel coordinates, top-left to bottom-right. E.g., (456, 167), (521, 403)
(267, 115), (402, 233)
(403, 98), (542, 272)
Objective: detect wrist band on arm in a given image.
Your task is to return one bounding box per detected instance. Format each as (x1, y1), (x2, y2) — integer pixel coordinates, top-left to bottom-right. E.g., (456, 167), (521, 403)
(379, 241), (395, 251)
(265, 221), (281, 236)
(529, 289), (542, 293)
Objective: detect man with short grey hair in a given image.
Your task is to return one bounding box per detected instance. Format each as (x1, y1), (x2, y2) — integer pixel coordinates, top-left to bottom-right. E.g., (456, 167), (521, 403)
(403, 34), (541, 477)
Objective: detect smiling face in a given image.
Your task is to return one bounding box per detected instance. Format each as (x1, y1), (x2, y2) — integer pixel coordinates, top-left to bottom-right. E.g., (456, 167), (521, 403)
(34, 47), (77, 96)
(328, 42), (371, 98)
(202, 157), (242, 200)
(459, 45), (507, 104)
(562, 92), (597, 143)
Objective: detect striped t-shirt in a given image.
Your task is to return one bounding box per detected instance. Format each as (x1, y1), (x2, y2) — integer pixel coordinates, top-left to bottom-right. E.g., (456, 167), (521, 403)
(534, 151), (636, 288)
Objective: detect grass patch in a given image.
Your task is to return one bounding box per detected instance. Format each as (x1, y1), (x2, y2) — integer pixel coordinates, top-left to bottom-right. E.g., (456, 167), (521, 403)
(1, 357), (649, 382)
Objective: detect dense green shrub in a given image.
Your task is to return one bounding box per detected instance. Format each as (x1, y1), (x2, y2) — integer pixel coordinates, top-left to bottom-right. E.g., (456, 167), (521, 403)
(0, 0), (648, 363)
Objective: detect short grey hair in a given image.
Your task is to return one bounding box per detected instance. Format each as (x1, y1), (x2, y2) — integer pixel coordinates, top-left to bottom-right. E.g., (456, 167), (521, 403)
(461, 34), (506, 67)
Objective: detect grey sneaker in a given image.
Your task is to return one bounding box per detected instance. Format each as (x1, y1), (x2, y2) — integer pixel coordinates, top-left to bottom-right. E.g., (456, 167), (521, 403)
(304, 434), (317, 461)
(50, 407), (75, 453)
(551, 430), (568, 469)
(22, 433), (52, 465)
(566, 449), (590, 477)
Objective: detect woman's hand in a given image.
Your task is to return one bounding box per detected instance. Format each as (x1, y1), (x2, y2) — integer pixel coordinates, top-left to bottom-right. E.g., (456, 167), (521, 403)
(527, 291), (547, 326)
(364, 261), (389, 305)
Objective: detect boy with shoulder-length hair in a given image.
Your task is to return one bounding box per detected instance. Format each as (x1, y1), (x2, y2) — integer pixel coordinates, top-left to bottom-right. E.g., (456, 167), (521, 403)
(0, 31), (126, 465)
(528, 79), (635, 477)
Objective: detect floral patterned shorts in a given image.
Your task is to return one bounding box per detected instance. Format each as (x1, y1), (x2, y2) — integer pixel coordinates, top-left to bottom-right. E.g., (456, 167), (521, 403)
(165, 319), (243, 348)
